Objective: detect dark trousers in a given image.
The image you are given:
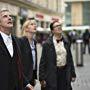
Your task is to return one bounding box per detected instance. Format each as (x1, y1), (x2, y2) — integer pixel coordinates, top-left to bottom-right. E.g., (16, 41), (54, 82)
(41, 67), (70, 90)
(41, 87), (46, 90)
(57, 67), (70, 90)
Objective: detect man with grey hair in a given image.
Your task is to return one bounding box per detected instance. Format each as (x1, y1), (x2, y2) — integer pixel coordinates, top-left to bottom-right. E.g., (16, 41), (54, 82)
(0, 8), (33, 90)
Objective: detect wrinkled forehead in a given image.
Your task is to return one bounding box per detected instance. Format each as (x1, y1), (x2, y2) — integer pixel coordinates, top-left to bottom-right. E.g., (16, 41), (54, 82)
(0, 9), (9, 21)
(0, 10), (11, 21)
(0, 10), (11, 16)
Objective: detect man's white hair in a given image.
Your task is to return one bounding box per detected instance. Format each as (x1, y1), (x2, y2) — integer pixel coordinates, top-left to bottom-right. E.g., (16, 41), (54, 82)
(0, 8), (9, 22)
(0, 8), (9, 13)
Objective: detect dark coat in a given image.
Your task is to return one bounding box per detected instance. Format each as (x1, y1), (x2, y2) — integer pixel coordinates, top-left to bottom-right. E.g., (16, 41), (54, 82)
(0, 34), (26, 90)
(19, 36), (37, 83)
(39, 36), (76, 90)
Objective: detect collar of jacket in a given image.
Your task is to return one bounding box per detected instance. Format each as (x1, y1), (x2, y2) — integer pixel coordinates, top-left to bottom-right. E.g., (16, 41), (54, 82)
(22, 36), (37, 45)
(47, 35), (68, 46)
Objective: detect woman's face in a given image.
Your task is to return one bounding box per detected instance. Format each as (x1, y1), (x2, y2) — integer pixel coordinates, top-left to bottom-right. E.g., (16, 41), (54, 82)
(52, 22), (62, 35)
(27, 20), (37, 34)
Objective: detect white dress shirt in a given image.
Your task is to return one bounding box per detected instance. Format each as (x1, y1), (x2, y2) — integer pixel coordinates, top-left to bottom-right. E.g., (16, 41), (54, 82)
(0, 31), (13, 57)
(30, 40), (36, 70)
(53, 36), (67, 67)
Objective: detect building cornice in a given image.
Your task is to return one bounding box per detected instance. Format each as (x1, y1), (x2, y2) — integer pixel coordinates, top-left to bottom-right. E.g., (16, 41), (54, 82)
(65, 0), (90, 2)
(0, 0), (62, 16)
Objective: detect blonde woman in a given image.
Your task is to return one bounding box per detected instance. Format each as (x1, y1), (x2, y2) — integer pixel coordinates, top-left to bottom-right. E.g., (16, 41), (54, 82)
(19, 18), (38, 89)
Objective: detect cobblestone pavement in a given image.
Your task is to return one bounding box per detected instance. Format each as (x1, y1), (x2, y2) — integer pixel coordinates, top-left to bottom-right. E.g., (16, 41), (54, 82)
(72, 54), (90, 90)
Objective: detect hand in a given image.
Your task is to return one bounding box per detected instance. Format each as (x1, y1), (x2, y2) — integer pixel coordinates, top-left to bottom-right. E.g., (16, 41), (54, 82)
(26, 84), (34, 90)
(40, 80), (46, 87)
(71, 77), (76, 82)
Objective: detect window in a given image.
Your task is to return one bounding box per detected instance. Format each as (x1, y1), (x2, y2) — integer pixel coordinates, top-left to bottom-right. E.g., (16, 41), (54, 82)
(83, 2), (90, 25)
(41, 21), (44, 28)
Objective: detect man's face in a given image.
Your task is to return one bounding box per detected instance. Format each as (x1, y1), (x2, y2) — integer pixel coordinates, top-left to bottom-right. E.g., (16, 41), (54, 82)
(0, 10), (13, 29)
(52, 22), (62, 35)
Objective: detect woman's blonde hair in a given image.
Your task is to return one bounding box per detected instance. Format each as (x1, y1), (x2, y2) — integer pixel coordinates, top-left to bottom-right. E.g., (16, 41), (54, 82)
(22, 20), (31, 36)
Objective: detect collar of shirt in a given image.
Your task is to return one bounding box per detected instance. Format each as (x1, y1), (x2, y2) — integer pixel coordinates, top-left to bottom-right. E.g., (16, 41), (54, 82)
(0, 31), (12, 43)
(53, 35), (63, 44)
(0, 31), (13, 57)
(30, 40), (35, 49)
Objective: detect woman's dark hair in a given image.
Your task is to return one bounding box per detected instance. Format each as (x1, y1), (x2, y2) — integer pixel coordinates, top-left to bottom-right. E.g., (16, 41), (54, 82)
(50, 21), (57, 31)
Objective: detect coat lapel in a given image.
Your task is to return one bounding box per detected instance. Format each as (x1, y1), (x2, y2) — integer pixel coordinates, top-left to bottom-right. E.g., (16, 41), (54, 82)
(24, 37), (38, 70)
(48, 36), (57, 59)
(23, 37), (32, 53)
(0, 34), (11, 57)
(12, 35), (22, 57)
(12, 36), (23, 89)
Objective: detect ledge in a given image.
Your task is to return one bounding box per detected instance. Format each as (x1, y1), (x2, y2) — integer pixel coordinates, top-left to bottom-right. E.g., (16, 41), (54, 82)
(0, 0), (62, 16)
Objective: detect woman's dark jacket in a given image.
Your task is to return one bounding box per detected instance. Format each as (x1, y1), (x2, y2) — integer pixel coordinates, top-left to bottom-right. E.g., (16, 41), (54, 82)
(19, 36), (37, 83)
(39, 36), (76, 90)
